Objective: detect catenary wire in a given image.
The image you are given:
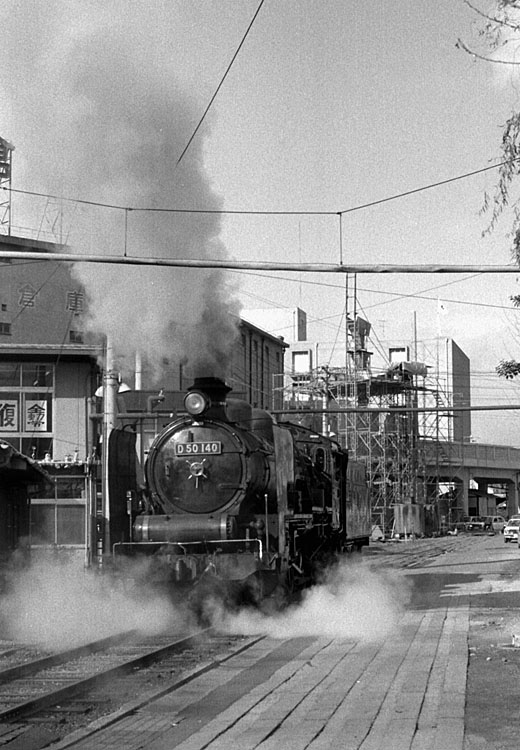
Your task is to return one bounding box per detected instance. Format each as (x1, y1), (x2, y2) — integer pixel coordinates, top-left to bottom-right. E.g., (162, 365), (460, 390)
(2, 156), (519, 216)
(236, 270), (516, 313)
(175, 0), (266, 168)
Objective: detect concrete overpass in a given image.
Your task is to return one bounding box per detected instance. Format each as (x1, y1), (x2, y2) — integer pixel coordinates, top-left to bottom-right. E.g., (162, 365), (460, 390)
(422, 440), (520, 516)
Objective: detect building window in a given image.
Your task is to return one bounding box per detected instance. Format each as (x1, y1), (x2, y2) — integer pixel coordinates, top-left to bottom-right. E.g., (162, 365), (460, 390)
(30, 504), (85, 545)
(0, 363), (54, 459)
(22, 365), (53, 388)
(292, 350), (312, 373)
(31, 474), (86, 546)
(22, 438), (53, 459)
(0, 322), (11, 335)
(0, 364), (20, 387)
(69, 330), (84, 343)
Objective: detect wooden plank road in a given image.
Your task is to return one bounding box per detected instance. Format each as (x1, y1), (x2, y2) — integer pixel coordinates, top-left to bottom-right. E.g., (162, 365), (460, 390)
(48, 593), (469, 750)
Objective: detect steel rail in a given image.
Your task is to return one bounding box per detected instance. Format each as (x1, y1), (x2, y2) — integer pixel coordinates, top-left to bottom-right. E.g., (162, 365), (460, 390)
(36, 634), (266, 750)
(0, 630), (209, 721)
(0, 631), (137, 685)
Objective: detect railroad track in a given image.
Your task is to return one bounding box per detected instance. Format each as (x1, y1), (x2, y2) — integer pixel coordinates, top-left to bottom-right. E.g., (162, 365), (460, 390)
(0, 541), (470, 748)
(0, 628), (262, 750)
(0, 628), (209, 722)
(364, 537), (473, 568)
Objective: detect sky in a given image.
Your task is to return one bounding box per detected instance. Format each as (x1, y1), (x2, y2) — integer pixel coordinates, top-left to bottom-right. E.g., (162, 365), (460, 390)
(2, 1), (520, 444)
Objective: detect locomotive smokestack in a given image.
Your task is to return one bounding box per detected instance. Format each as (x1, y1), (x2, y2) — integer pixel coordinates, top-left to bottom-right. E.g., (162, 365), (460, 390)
(187, 377), (231, 421)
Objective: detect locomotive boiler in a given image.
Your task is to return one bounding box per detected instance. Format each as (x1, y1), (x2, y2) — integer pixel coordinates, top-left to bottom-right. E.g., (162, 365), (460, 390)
(112, 376), (371, 600)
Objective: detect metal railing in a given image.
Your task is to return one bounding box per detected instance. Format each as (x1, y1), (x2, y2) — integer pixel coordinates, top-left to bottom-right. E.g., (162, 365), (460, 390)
(112, 538), (263, 558)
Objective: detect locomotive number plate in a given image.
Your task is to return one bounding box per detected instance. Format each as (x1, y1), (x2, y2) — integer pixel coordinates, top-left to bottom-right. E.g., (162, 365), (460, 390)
(175, 441), (222, 455)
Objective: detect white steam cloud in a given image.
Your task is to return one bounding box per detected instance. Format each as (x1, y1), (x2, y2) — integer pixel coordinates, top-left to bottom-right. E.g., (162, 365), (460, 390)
(2, 1), (241, 380)
(0, 556), (188, 650)
(208, 561), (412, 642)
(0, 557), (411, 650)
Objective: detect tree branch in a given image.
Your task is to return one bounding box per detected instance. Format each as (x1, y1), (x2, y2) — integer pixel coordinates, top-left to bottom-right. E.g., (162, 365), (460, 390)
(456, 36), (520, 62)
(463, 0), (520, 31)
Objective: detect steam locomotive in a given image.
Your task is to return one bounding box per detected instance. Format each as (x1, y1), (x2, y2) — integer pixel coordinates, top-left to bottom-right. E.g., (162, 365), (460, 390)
(110, 376), (371, 602)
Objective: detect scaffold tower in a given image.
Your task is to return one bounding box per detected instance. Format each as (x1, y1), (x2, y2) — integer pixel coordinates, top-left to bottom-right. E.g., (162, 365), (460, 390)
(0, 137), (14, 235)
(343, 356), (424, 537)
(280, 280), (468, 538)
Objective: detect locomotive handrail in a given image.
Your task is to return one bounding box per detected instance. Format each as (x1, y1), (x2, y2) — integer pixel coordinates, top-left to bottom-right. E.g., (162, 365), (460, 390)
(112, 538), (263, 557)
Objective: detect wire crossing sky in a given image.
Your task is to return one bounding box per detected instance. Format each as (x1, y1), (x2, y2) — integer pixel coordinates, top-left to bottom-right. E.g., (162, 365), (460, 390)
(2, 0), (520, 444)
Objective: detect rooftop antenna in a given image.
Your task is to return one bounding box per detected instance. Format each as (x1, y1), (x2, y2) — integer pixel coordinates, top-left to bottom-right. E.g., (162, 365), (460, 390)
(0, 137), (14, 235)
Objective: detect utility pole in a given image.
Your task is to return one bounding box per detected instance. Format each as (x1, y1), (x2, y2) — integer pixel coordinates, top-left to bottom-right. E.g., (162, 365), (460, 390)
(100, 337), (119, 563)
(321, 365), (331, 437)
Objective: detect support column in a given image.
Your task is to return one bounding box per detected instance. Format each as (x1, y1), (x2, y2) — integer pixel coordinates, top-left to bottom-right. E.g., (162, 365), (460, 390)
(459, 467), (470, 516)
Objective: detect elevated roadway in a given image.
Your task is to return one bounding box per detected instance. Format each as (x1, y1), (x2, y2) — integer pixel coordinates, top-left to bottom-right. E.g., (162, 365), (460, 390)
(422, 440), (520, 514)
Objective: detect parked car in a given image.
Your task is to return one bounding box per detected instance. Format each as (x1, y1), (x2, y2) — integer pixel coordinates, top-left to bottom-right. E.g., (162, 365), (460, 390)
(504, 518), (520, 542)
(464, 516), (488, 532)
(484, 515), (507, 533)
(453, 516), (470, 531)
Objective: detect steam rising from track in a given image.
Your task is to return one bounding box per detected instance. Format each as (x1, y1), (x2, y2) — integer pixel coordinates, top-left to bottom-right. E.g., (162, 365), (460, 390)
(0, 557), (188, 650)
(0, 555), (410, 649)
(2, 1), (241, 380)
(209, 561), (411, 642)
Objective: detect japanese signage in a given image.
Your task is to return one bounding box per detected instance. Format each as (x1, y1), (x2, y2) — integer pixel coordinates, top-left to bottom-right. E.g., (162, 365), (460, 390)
(0, 400), (18, 431)
(18, 284), (38, 308)
(66, 290), (84, 314)
(25, 400), (48, 432)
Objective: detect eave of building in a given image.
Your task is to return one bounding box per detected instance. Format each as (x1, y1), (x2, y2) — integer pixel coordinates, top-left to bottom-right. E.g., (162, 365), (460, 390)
(0, 441), (52, 486)
(0, 234), (66, 255)
(238, 317), (289, 348)
(0, 343), (100, 359)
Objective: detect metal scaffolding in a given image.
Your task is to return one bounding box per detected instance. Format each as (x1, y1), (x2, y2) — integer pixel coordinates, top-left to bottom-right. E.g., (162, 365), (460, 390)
(342, 363), (424, 537)
(278, 275), (468, 537)
(0, 137), (14, 235)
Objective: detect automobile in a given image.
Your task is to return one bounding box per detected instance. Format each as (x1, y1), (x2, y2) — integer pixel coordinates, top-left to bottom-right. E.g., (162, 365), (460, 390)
(484, 515), (507, 533)
(464, 516), (488, 532)
(503, 518), (520, 542)
(453, 516), (470, 531)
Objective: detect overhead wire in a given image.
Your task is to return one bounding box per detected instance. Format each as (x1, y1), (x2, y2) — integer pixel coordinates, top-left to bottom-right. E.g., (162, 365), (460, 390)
(238, 265), (520, 383)
(175, 0), (266, 169)
(2, 109), (518, 404)
(2, 156), (519, 217)
(236, 268), (517, 321)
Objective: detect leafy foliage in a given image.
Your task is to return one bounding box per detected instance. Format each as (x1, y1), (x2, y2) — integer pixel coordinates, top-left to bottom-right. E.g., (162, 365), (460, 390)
(496, 359), (520, 378)
(461, 2), (520, 378)
(486, 112), (520, 263)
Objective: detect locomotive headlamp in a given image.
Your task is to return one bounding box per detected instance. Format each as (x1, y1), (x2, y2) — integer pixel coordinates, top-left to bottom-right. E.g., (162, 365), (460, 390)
(184, 390), (209, 416)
